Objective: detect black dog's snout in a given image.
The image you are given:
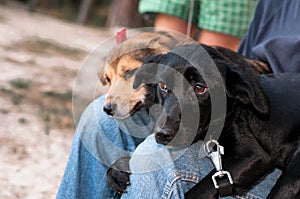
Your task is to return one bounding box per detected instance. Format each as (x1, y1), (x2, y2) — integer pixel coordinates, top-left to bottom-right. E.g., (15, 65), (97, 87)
(103, 103), (116, 116)
(155, 128), (175, 145)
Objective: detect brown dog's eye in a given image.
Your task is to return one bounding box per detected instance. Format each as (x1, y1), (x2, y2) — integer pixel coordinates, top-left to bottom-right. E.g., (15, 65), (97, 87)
(194, 84), (207, 94)
(105, 76), (111, 84)
(159, 82), (169, 93)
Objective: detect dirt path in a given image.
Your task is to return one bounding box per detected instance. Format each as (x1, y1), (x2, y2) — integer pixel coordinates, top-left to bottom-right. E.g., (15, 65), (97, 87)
(0, 4), (110, 199)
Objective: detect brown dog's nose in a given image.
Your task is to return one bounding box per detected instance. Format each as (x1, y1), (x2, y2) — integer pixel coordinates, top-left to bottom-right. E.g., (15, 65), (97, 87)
(103, 103), (115, 116)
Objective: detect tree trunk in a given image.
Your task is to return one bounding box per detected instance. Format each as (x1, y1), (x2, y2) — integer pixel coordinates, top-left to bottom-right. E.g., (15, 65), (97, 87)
(28, 0), (38, 12)
(77, 0), (96, 25)
(107, 0), (146, 28)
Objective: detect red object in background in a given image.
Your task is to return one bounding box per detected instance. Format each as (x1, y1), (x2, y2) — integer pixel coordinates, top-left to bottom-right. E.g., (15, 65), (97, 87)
(115, 29), (127, 44)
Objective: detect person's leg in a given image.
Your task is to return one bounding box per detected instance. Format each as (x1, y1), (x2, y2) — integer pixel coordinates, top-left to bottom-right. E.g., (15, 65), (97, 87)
(56, 128), (118, 199)
(57, 95), (149, 199)
(120, 134), (212, 199)
(121, 134), (281, 199)
(57, 94), (281, 199)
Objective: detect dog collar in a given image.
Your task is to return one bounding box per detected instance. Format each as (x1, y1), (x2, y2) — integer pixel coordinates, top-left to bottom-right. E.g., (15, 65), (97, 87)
(205, 140), (234, 196)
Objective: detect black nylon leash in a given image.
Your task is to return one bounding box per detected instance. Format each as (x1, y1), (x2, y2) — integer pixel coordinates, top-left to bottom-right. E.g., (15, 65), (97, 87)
(215, 174), (234, 196)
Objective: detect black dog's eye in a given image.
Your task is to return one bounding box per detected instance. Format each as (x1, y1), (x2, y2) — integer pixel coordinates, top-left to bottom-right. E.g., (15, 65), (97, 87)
(194, 84), (207, 95)
(159, 82), (169, 93)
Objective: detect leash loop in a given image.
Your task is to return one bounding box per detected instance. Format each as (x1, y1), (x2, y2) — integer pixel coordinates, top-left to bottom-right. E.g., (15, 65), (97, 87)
(204, 140), (233, 189)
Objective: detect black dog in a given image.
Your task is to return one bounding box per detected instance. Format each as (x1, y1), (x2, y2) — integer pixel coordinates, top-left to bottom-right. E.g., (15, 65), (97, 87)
(106, 44), (272, 195)
(132, 45), (300, 198)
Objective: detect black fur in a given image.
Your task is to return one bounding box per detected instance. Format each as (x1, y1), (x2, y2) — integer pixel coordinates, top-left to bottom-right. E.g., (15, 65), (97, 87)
(134, 45), (300, 198)
(106, 156), (131, 195)
(106, 44), (272, 195)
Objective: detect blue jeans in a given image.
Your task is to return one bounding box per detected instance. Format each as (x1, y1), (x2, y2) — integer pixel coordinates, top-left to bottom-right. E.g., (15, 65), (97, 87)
(57, 95), (281, 199)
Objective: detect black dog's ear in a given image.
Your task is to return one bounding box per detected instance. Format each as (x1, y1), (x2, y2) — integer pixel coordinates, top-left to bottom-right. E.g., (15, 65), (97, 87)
(225, 65), (270, 115)
(133, 54), (165, 89)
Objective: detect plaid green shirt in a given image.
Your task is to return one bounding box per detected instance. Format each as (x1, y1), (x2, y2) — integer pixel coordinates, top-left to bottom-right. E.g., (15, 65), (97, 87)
(139, 0), (258, 38)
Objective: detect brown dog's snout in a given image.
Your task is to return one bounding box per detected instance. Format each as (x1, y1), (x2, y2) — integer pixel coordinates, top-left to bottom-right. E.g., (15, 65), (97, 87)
(103, 103), (116, 116)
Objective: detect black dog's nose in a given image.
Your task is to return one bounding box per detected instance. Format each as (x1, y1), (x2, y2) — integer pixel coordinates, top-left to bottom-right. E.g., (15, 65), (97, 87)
(103, 103), (115, 116)
(155, 128), (175, 145)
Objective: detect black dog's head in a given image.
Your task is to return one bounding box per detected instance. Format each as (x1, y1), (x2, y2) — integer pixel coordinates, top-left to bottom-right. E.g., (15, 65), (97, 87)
(133, 44), (270, 147)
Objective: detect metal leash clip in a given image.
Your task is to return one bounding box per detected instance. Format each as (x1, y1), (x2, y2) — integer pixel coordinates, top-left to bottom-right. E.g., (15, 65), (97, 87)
(205, 140), (233, 189)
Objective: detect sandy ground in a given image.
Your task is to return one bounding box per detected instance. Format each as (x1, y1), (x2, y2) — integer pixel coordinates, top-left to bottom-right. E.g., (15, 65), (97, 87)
(0, 3), (111, 199)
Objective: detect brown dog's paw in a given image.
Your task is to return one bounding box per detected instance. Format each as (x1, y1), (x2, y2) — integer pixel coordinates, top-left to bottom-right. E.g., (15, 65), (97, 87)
(107, 156), (131, 194)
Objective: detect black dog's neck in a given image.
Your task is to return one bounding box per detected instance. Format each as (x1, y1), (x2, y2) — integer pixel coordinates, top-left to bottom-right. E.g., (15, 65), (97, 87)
(217, 101), (255, 149)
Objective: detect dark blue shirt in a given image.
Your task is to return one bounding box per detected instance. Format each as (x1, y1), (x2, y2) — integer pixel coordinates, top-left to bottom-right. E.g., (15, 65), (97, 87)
(238, 0), (300, 73)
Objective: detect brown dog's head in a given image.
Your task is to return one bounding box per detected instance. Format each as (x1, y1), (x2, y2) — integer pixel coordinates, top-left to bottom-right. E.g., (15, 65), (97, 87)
(134, 44), (270, 147)
(99, 31), (192, 118)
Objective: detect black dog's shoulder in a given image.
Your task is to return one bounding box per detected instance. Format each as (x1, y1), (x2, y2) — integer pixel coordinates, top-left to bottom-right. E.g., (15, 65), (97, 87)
(200, 44), (271, 74)
(135, 44), (300, 198)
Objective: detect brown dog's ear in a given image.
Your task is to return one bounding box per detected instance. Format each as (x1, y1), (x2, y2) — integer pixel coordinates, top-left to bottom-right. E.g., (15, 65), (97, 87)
(225, 64), (270, 115)
(98, 69), (107, 85)
(98, 55), (108, 85)
(133, 54), (165, 89)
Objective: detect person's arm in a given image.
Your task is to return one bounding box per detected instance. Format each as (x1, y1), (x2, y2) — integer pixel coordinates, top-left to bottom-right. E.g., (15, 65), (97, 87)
(154, 13), (241, 51)
(154, 13), (197, 38)
(198, 29), (241, 51)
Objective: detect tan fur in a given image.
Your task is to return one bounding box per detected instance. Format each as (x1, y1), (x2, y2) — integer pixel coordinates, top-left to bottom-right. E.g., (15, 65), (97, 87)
(99, 31), (195, 118)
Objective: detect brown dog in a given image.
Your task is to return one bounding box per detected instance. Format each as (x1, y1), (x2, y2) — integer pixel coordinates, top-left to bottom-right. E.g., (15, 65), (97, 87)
(98, 31), (194, 118)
